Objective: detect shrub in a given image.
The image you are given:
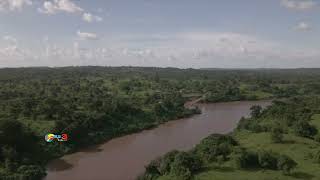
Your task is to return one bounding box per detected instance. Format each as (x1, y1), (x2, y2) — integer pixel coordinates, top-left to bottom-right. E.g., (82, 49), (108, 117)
(258, 151), (278, 170)
(314, 150), (320, 164)
(277, 155), (297, 175)
(234, 149), (297, 174)
(143, 160), (161, 179)
(271, 128), (283, 143)
(158, 150), (180, 175)
(170, 152), (202, 180)
(293, 121), (318, 138)
(17, 165), (46, 180)
(234, 150), (259, 169)
(237, 117), (264, 132)
(139, 151), (179, 180)
(314, 133), (320, 142)
(250, 105), (262, 118)
(195, 134), (238, 162)
(170, 166), (192, 180)
(140, 150), (202, 180)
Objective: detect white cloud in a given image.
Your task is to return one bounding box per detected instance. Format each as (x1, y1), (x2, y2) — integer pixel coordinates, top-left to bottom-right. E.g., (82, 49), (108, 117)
(77, 31), (99, 40)
(38, 0), (83, 14)
(1, 32), (320, 68)
(294, 21), (312, 31)
(281, 0), (317, 11)
(82, 13), (103, 23)
(3, 35), (17, 44)
(0, 45), (37, 64)
(0, 0), (32, 12)
(0, 46), (22, 57)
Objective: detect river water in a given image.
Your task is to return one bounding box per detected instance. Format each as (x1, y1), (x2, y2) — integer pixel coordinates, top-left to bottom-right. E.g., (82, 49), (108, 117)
(45, 100), (271, 180)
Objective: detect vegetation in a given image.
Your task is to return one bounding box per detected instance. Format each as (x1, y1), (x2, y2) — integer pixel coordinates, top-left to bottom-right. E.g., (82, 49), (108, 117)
(270, 127), (283, 143)
(141, 95), (320, 180)
(0, 67), (320, 179)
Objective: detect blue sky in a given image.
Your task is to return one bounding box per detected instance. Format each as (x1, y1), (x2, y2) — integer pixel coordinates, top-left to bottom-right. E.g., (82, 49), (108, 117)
(0, 0), (319, 68)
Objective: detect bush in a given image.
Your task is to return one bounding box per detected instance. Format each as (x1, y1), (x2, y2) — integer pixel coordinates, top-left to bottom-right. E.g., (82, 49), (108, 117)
(195, 134), (238, 162)
(293, 121), (318, 138)
(277, 155), (297, 175)
(136, 173), (158, 180)
(170, 152), (202, 174)
(140, 151), (202, 180)
(158, 150), (180, 175)
(234, 150), (259, 169)
(250, 105), (262, 118)
(139, 151), (179, 180)
(234, 149), (297, 174)
(170, 166), (192, 180)
(314, 150), (320, 164)
(271, 128), (283, 143)
(258, 151), (278, 170)
(237, 117), (264, 132)
(143, 160), (161, 179)
(169, 152), (202, 180)
(17, 165), (46, 180)
(314, 133), (320, 142)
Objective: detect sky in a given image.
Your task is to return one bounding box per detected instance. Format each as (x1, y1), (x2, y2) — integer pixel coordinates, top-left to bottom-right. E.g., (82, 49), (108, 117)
(0, 0), (319, 68)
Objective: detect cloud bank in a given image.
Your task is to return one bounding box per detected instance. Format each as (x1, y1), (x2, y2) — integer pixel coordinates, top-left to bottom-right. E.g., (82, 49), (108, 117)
(77, 31), (99, 40)
(1, 32), (319, 68)
(281, 0), (317, 11)
(82, 13), (103, 23)
(294, 21), (312, 31)
(38, 0), (83, 14)
(0, 0), (32, 12)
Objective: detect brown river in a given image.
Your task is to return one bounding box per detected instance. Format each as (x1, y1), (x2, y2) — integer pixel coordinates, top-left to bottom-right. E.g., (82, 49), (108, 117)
(45, 100), (271, 180)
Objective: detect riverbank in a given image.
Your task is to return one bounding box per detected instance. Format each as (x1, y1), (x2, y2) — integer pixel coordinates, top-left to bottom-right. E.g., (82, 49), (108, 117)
(45, 100), (270, 180)
(144, 96), (320, 180)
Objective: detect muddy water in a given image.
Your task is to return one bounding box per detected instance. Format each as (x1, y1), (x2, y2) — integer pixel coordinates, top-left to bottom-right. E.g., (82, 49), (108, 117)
(45, 100), (271, 180)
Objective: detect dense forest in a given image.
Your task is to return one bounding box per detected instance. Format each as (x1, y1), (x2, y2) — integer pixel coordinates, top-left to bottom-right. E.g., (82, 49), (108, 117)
(0, 67), (320, 179)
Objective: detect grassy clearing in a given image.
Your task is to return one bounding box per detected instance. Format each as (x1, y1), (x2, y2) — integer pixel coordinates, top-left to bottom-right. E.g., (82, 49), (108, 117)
(239, 83), (273, 100)
(244, 90), (273, 100)
(189, 131), (320, 180)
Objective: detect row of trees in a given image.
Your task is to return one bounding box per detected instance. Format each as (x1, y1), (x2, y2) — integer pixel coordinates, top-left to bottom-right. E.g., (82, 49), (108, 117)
(235, 149), (297, 175)
(238, 96), (320, 142)
(139, 134), (297, 180)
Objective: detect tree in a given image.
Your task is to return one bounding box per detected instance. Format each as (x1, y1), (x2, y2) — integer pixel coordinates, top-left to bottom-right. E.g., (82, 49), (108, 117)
(0, 119), (25, 147)
(314, 133), (320, 142)
(158, 150), (180, 175)
(154, 73), (160, 82)
(195, 134), (238, 162)
(171, 166), (192, 180)
(0, 119), (39, 159)
(17, 165), (46, 180)
(277, 155), (297, 175)
(234, 150), (259, 169)
(314, 150), (320, 164)
(237, 117), (263, 132)
(293, 121), (318, 138)
(271, 128), (283, 143)
(142, 160), (160, 180)
(250, 105), (262, 118)
(170, 152), (201, 180)
(258, 151), (278, 170)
